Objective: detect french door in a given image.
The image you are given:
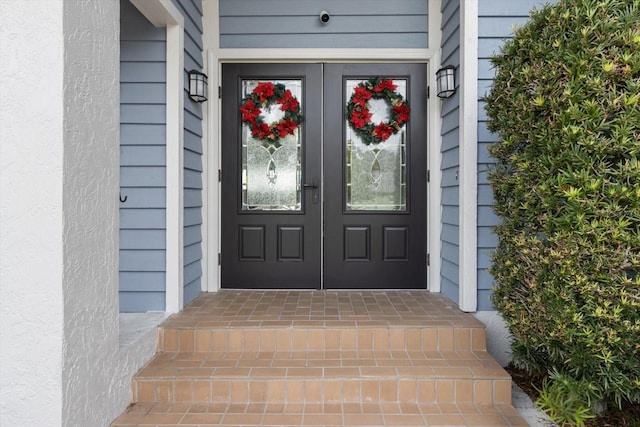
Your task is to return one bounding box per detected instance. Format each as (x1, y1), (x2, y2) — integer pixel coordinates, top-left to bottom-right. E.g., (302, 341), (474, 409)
(221, 63), (427, 289)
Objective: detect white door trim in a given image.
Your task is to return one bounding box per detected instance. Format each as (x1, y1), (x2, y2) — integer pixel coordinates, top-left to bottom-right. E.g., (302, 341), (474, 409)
(130, 0), (185, 313)
(202, 0), (443, 293)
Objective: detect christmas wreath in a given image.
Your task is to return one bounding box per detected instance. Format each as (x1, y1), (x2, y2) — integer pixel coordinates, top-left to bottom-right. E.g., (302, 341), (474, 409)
(239, 82), (303, 144)
(346, 78), (410, 145)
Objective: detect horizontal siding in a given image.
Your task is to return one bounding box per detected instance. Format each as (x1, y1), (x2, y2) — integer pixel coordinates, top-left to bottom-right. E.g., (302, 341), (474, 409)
(185, 189), (201, 208)
(120, 272), (166, 292)
(121, 167), (166, 187)
(119, 0), (167, 313)
(184, 225), (202, 246)
(173, 0), (204, 305)
(184, 207), (202, 227)
(221, 16), (429, 35)
(477, 289), (494, 311)
(478, 0), (547, 15)
(184, 259), (202, 285)
(120, 230), (166, 250)
(121, 63), (166, 83)
(184, 241), (202, 265)
(120, 41), (166, 61)
(476, 0), (556, 310)
(183, 279), (201, 305)
(120, 209), (166, 229)
(221, 0), (428, 15)
(118, 188), (166, 208)
(221, 34), (428, 49)
(121, 83), (166, 104)
(120, 250), (166, 272)
(219, 0), (428, 49)
(119, 292), (165, 312)
(120, 105), (166, 124)
(440, 0), (461, 305)
(184, 144), (203, 171)
(121, 146), (166, 165)
(121, 124), (166, 145)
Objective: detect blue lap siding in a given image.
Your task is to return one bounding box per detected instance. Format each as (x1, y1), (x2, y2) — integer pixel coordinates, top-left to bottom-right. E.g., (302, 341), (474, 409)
(440, 0), (461, 305)
(476, 0), (556, 310)
(119, 0), (204, 312)
(119, 0), (168, 312)
(219, 0), (429, 49)
(172, 0), (204, 306)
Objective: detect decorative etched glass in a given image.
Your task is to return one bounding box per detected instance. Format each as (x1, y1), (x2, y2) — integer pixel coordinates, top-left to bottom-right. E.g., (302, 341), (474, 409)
(345, 79), (407, 211)
(241, 79), (302, 211)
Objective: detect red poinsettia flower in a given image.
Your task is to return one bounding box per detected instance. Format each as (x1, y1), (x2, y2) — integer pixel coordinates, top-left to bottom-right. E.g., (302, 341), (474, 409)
(276, 119), (298, 138)
(352, 86), (373, 107)
(253, 82), (275, 103)
(240, 99), (261, 122)
(393, 104), (410, 124)
(374, 79), (397, 93)
(374, 122), (395, 140)
(278, 90), (299, 112)
(252, 122), (271, 139)
(349, 108), (372, 129)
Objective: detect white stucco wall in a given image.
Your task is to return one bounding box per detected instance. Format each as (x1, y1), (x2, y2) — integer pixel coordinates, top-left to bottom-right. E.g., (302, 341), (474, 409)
(1, 1), (161, 425)
(60, 1), (123, 425)
(0, 1), (66, 425)
(474, 311), (513, 367)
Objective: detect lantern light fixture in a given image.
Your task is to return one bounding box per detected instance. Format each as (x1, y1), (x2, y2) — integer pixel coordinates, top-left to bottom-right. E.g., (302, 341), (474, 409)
(436, 65), (456, 99)
(188, 70), (208, 103)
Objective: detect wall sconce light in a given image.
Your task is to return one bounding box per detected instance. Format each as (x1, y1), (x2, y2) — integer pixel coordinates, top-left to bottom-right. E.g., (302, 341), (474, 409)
(436, 65), (456, 99)
(188, 70), (208, 103)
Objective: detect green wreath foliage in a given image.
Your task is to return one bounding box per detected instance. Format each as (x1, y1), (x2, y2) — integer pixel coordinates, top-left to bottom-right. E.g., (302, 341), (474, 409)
(484, 0), (640, 411)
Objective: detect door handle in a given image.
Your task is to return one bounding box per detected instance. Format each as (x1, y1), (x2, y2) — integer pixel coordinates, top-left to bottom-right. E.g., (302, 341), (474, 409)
(303, 181), (319, 204)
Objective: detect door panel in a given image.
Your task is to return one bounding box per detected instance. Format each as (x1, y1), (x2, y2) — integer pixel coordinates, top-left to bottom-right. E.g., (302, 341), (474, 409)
(221, 63), (427, 289)
(323, 63), (427, 289)
(221, 64), (322, 289)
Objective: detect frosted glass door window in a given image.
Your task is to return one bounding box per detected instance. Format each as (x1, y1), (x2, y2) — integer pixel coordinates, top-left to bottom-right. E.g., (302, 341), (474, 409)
(241, 79), (303, 211)
(345, 79), (407, 211)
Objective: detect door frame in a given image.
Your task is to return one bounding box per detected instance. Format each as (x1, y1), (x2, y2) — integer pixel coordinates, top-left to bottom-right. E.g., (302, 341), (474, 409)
(206, 54), (443, 294)
(201, 0), (444, 294)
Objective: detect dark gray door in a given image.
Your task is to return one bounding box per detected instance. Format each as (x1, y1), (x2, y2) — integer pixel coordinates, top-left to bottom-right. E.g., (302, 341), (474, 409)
(323, 64), (427, 288)
(221, 64), (322, 288)
(222, 63), (427, 289)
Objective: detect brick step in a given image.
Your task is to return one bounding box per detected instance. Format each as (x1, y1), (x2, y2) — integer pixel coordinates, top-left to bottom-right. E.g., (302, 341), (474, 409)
(131, 350), (512, 405)
(157, 323), (487, 353)
(111, 401), (529, 426)
(112, 292), (529, 426)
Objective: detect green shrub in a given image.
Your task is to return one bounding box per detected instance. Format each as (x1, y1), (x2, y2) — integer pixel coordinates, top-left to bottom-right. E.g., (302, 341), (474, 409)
(536, 370), (596, 427)
(484, 0), (640, 411)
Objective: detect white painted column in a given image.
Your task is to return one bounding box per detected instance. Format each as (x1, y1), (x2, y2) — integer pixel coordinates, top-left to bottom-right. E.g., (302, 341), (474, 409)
(458, 0), (479, 312)
(165, 21), (185, 313)
(202, 0), (222, 292)
(427, 0), (443, 292)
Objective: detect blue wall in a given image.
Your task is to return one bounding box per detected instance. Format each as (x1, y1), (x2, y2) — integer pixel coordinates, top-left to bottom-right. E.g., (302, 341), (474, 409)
(440, 0), (461, 305)
(119, 0), (168, 312)
(476, 0), (556, 310)
(172, 0), (205, 306)
(219, 0), (429, 49)
(119, 0), (204, 312)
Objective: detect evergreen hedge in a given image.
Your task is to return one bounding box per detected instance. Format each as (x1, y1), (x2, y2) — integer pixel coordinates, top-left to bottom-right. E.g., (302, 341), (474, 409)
(484, 0), (640, 410)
